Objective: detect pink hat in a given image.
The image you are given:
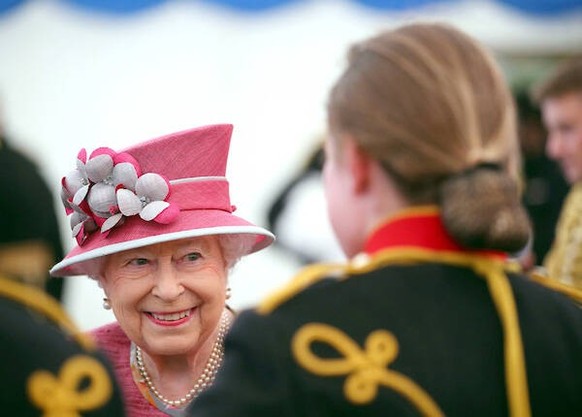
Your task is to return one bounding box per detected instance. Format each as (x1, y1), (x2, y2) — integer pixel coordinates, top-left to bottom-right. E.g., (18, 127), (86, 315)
(50, 124), (274, 277)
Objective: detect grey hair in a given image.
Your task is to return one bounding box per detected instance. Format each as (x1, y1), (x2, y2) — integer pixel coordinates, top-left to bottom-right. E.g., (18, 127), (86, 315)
(218, 234), (256, 269)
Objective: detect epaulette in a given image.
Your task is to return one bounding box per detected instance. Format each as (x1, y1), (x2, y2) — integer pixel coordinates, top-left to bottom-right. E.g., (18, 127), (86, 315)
(0, 275), (94, 350)
(529, 270), (582, 306)
(257, 262), (346, 315)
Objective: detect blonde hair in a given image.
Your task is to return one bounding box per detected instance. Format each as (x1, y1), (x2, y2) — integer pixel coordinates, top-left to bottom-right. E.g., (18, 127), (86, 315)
(327, 22), (530, 252)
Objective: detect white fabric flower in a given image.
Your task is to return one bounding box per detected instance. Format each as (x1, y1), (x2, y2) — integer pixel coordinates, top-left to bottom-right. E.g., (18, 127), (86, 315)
(69, 206), (98, 245)
(87, 160), (139, 218)
(61, 149), (90, 209)
(60, 147), (178, 243)
(109, 173), (173, 230)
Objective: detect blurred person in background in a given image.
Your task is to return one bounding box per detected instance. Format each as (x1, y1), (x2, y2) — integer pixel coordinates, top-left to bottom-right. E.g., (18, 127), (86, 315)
(0, 131), (66, 301)
(189, 22), (582, 417)
(50, 124), (274, 417)
(0, 270), (126, 416)
(514, 89), (569, 269)
(533, 58), (582, 290)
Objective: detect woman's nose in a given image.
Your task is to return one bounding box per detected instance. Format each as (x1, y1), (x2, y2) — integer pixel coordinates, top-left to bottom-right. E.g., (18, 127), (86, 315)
(151, 263), (184, 301)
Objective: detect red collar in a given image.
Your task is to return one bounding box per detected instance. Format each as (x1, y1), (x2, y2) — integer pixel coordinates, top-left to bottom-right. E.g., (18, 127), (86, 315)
(364, 207), (507, 260)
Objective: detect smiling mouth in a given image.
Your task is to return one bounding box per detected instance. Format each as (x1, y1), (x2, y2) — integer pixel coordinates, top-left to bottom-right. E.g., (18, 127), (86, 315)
(148, 309), (192, 322)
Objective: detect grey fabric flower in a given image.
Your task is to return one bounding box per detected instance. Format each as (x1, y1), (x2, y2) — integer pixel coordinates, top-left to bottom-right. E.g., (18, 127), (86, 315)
(103, 173), (174, 232)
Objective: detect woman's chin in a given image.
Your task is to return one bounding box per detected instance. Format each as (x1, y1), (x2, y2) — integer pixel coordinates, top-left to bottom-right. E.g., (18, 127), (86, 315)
(143, 336), (199, 357)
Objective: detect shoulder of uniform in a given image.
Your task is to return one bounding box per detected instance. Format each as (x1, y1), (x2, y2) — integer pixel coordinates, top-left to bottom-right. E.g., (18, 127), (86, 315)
(256, 262), (347, 315)
(528, 269), (582, 306)
(0, 275), (95, 349)
(562, 183), (582, 211)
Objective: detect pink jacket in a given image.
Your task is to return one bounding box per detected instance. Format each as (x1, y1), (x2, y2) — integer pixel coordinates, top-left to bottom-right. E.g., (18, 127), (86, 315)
(90, 323), (169, 417)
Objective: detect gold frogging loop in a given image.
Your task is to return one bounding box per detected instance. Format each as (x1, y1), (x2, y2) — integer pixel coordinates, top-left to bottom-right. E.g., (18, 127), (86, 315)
(27, 355), (113, 417)
(292, 323), (444, 417)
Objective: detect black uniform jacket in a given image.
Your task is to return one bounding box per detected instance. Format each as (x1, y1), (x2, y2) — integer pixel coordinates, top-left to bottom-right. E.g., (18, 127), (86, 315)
(0, 275), (126, 416)
(190, 208), (582, 417)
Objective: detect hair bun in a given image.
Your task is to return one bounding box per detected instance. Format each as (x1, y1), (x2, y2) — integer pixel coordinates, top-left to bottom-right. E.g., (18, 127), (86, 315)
(439, 168), (531, 253)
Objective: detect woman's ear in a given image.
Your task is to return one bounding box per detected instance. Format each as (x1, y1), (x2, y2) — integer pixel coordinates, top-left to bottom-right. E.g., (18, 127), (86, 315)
(344, 137), (372, 194)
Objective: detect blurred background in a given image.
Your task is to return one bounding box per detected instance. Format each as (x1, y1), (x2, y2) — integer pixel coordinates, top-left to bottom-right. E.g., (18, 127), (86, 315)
(0, 0), (581, 330)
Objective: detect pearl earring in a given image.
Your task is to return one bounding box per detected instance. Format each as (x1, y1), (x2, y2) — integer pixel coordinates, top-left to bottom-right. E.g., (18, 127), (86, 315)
(226, 287), (232, 300)
(103, 297), (111, 310)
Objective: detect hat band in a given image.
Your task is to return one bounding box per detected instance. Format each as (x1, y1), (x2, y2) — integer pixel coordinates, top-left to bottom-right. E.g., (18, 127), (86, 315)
(168, 177), (233, 213)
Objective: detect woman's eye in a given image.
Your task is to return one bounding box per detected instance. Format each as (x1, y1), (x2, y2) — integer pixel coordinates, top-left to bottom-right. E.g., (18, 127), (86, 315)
(129, 258), (149, 266)
(184, 252), (202, 262)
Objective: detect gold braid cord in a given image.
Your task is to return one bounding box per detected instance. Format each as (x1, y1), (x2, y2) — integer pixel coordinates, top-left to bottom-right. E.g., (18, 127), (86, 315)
(292, 323), (445, 417)
(0, 276), (113, 416)
(0, 276), (93, 350)
(27, 355), (113, 417)
(290, 249), (532, 417)
(529, 271), (582, 306)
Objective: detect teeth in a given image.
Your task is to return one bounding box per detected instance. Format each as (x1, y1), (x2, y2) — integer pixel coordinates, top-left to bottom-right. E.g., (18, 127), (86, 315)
(151, 309), (191, 321)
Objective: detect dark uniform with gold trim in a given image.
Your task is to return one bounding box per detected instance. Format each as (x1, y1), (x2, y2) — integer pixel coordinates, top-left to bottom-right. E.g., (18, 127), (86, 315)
(0, 275), (126, 416)
(190, 210), (582, 417)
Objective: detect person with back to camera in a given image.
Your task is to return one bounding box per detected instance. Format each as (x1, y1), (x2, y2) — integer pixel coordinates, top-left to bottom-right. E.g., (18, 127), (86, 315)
(532, 59), (582, 290)
(188, 23), (582, 417)
(49, 124), (274, 417)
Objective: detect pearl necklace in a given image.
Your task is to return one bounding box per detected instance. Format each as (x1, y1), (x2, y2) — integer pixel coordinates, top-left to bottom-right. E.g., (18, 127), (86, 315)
(135, 311), (230, 408)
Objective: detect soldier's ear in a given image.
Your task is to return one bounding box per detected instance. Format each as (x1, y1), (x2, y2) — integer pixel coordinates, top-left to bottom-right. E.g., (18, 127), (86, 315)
(344, 137), (372, 195)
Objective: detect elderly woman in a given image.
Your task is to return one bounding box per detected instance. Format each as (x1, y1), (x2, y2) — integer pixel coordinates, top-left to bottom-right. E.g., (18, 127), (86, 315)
(189, 23), (582, 417)
(50, 124), (274, 417)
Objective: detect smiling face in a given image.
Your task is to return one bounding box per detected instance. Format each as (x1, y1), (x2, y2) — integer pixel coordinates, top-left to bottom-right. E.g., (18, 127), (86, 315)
(543, 92), (582, 184)
(99, 236), (228, 358)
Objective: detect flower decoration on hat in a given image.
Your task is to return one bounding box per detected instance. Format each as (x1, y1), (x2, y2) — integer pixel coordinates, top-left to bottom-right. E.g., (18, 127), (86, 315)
(106, 173), (180, 232)
(61, 147), (179, 245)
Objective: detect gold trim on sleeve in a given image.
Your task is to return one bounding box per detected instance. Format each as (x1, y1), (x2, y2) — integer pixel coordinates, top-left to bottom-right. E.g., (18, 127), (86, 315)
(27, 355), (113, 417)
(257, 263), (345, 315)
(292, 323), (444, 417)
(529, 271), (582, 305)
(0, 276), (94, 350)
(348, 249), (531, 417)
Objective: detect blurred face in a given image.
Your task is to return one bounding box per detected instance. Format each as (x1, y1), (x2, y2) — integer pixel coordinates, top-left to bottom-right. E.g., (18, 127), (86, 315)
(100, 236), (227, 358)
(322, 133), (365, 258)
(543, 92), (582, 184)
